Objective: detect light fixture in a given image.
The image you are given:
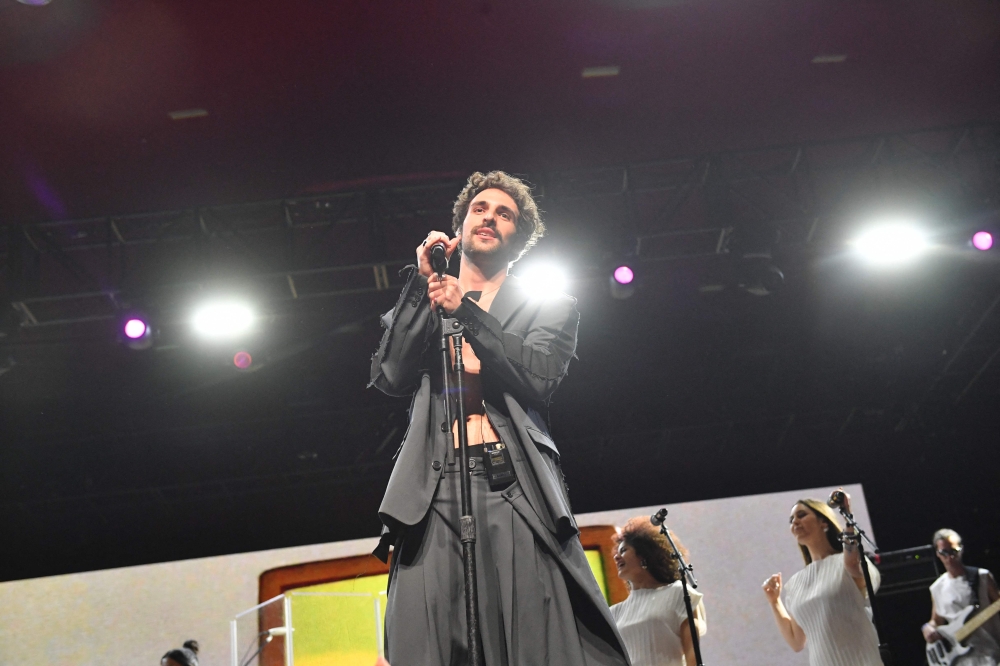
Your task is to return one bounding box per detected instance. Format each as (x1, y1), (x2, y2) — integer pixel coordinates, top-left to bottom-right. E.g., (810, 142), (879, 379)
(850, 224), (929, 265)
(191, 300), (254, 340)
(120, 313), (153, 350)
(741, 259), (785, 296)
(123, 318), (148, 340)
(517, 263), (569, 300)
(610, 264), (637, 300)
(17, 0), (53, 5)
(972, 231), (994, 251)
(613, 266), (634, 285)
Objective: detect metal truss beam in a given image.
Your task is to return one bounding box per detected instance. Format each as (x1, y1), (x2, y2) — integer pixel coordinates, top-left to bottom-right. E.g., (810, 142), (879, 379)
(2, 122), (997, 329)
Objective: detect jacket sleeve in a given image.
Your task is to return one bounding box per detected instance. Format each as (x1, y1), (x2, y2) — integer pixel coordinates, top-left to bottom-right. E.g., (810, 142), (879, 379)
(450, 293), (579, 403)
(369, 266), (436, 396)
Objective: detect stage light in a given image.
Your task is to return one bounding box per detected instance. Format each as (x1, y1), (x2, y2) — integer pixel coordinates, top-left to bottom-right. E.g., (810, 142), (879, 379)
(972, 231), (993, 251)
(609, 264), (637, 300)
(517, 263), (568, 299)
(120, 313), (153, 350)
(123, 318), (148, 339)
(851, 224), (928, 265)
(17, 0), (53, 5)
(613, 265), (635, 285)
(233, 351), (253, 369)
(742, 261), (785, 296)
(191, 300), (254, 340)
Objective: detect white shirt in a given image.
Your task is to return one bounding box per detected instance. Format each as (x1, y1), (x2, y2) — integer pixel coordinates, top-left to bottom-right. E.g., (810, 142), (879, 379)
(782, 552), (882, 666)
(610, 581), (706, 666)
(930, 569), (1000, 665)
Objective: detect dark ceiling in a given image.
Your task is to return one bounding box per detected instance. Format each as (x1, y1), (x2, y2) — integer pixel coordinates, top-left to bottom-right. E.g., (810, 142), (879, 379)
(2, 0), (999, 220)
(2, 2), (1000, 662)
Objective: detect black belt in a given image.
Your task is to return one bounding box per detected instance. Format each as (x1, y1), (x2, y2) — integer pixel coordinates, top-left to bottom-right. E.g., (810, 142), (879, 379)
(447, 443), (491, 469)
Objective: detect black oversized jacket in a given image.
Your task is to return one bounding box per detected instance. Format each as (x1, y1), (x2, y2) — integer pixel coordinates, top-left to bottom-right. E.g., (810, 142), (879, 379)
(370, 266), (581, 547)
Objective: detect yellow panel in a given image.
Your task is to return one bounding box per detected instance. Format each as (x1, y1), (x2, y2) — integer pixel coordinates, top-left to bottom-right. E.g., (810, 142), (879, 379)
(289, 550), (610, 663)
(586, 549), (610, 603)
(290, 576), (389, 665)
(302, 575), (389, 594)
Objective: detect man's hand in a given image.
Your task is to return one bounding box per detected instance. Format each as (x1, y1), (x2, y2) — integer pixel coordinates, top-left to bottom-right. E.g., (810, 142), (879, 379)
(428, 275), (464, 314)
(416, 231), (461, 278)
(923, 623), (942, 643)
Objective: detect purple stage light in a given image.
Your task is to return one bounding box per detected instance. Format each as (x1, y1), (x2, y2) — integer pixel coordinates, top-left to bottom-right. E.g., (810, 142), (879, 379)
(233, 351), (253, 369)
(613, 266), (635, 285)
(123, 319), (148, 339)
(972, 231), (993, 251)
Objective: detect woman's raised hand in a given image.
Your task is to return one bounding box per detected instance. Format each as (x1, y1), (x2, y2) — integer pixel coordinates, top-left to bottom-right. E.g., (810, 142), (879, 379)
(762, 573), (783, 604)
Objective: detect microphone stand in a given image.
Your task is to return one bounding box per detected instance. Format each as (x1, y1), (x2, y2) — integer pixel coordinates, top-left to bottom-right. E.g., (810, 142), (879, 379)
(834, 504), (892, 666)
(652, 509), (705, 666)
(433, 259), (482, 666)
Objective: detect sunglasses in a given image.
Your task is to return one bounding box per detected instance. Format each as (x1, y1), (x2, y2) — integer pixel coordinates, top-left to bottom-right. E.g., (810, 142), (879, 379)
(937, 547), (962, 557)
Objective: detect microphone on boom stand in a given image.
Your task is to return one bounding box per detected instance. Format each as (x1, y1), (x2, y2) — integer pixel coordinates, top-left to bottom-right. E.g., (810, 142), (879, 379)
(827, 490), (846, 509)
(649, 508), (705, 665)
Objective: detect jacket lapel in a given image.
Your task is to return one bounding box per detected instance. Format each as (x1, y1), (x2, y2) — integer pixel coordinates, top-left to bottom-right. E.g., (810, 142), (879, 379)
(487, 275), (528, 329)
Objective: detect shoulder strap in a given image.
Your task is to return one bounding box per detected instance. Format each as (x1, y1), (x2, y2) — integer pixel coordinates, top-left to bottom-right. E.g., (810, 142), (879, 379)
(965, 566), (982, 608)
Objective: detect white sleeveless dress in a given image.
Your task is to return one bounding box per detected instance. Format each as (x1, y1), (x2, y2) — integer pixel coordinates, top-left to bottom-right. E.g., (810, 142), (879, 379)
(610, 581), (706, 666)
(782, 552), (883, 666)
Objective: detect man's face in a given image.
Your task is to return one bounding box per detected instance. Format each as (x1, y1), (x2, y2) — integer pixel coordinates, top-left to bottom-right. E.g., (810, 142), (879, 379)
(936, 536), (963, 566)
(459, 188), (519, 261)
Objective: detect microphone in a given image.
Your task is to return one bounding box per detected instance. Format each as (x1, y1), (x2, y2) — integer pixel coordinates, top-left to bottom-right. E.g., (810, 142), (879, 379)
(429, 242), (449, 275)
(650, 508), (668, 526)
(827, 490), (846, 509)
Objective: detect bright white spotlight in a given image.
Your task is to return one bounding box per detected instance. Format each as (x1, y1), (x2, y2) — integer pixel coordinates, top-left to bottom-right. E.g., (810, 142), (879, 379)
(851, 224), (928, 265)
(517, 264), (569, 299)
(191, 301), (254, 339)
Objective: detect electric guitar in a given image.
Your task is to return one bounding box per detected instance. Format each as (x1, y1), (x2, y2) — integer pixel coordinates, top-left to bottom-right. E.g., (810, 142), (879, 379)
(926, 597), (1000, 666)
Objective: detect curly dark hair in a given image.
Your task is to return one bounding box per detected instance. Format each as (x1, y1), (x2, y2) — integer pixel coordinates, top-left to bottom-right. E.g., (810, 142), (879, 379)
(451, 171), (545, 263)
(612, 516), (689, 586)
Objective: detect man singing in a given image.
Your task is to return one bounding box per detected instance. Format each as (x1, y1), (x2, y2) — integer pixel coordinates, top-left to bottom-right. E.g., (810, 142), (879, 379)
(370, 171), (630, 666)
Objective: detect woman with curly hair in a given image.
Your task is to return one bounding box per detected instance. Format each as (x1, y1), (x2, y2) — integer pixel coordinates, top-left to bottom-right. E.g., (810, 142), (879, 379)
(610, 517), (707, 666)
(761, 490), (882, 666)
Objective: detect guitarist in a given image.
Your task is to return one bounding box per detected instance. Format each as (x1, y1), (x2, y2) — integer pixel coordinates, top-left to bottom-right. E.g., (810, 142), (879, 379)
(923, 528), (1000, 665)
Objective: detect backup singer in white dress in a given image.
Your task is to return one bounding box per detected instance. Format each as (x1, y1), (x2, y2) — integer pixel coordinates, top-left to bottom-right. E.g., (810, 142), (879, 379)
(611, 517), (707, 666)
(762, 492), (883, 666)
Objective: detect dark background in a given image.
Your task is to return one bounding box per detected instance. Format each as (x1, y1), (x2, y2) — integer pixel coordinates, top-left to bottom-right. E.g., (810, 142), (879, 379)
(3, 1), (1000, 663)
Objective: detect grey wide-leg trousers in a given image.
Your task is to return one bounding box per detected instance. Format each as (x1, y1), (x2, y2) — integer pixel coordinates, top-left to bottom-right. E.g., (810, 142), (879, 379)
(385, 463), (624, 666)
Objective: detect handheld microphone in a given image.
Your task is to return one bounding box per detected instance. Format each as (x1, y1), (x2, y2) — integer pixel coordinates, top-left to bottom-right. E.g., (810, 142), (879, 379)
(429, 242), (449, 275)
(650, 508), (668, 526)
(827, 490), (846, 509)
